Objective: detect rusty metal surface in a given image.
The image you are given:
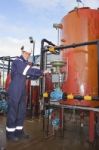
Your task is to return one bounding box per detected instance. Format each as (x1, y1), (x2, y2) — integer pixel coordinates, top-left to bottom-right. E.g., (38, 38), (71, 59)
(61, 8), (99, 97)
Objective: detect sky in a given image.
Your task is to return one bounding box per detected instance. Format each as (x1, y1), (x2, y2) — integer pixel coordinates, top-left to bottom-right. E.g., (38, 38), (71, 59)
(0, 0), (99, 57)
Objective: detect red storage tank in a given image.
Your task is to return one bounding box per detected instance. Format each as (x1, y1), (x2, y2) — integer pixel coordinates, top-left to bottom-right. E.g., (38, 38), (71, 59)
(60, 7), (99, 107)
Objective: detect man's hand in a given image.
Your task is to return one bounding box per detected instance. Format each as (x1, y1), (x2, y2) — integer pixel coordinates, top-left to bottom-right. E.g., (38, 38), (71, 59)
(43, 70), (51, 75)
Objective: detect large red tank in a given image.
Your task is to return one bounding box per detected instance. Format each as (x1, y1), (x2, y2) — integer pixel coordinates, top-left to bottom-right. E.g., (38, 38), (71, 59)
(60, 7), (99, 107)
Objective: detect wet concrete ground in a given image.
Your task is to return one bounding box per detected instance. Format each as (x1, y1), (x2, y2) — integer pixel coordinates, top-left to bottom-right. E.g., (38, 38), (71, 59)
(0, 112), (99, 150)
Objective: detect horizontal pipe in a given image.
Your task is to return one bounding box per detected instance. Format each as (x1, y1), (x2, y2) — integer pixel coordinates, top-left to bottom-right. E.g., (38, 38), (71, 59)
(54, 40), (99, 51)
(0, 56), (17, 61)
(0, 67), (9, 70)
(62, 93), (99, 101)
(43, 92), (99, 101)
(49, 101), (99, 112)
(46, 40), (99, 54)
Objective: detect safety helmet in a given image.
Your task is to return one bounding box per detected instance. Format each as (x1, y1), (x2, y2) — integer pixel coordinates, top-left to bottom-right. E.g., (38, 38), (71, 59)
(21, 45), (32, 54)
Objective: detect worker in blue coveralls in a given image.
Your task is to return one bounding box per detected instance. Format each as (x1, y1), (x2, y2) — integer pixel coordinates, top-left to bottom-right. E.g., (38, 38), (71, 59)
(6, 44), (43, 141)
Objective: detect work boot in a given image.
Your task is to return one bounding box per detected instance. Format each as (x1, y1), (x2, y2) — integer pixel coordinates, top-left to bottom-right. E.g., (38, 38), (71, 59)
(6, 131), (19, 142)
(15, 130), (29, 139)
(21, 131), (29, 139)
(7, 136), (19, 142)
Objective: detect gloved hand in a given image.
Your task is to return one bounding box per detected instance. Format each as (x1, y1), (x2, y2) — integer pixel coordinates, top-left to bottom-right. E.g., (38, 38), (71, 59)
(28, 62), (33, 66)
(43, 70), (51, 75)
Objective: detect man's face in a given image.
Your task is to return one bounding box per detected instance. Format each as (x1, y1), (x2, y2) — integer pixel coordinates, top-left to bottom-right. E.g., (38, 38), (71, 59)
(22, 51), (31, 60)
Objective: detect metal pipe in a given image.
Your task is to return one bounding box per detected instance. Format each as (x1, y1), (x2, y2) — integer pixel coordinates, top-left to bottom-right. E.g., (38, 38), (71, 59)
(49, 101), (99, 112)
(89, 111), (95, 143)
(7, 57), (11, 74)
(53, 40), (99, 51)
(0, 63), (8, 67)
(0, 56), (16, 61)
(62, 93), (99, 101)
(29, 37), (35, 63)
(40, 39), (56, 96)
(33, 41), (35, 63)
(2, 57), (5, 89)
(97, 41), (99, 95)
(40, 39), (56, 120)
(0, 67), (8, 70)
(40, 39), (55, 70)
(43, 91), (99, 101)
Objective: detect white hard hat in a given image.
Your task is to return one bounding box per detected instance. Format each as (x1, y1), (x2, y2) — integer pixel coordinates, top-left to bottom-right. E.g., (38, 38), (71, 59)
(21, 45), (32, 54)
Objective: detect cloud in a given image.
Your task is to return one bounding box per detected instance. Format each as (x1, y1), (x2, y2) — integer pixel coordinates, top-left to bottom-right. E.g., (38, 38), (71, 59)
(0, 13), (57, 57)
(0, 0), (99, 58)
(0, 14), (6, 21)
(19, 0), (99, 22)
(0, 18), (31, 38)
(19, 0), (99, 10)
(0, 36), (46, 57)
(19, 0), (74, 17)
(0, 37), (22, 56)
(83, 0), (99, 8)
(20, 0), (62, 9)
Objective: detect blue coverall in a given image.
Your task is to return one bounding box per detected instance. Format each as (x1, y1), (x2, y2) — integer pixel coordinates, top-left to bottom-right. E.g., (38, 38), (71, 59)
(6, 55), (42, 138)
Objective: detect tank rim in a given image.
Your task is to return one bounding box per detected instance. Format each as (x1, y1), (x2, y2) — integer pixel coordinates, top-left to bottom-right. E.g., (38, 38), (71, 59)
(68, 7), (90, 14)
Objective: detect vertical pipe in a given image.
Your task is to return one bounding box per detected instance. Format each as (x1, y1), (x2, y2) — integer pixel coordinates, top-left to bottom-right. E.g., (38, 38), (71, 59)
(2, 57), (5, 89)
(59, 106), (64, 136)
(32, 41), (35, 63)
(7, 57), (11, 74)
(57, 28), (60, 45)
(97, 41), (99, 95)
(40, 39), (55, 133)
(89, 111), (95, 143)
(40, 39), (55, 96)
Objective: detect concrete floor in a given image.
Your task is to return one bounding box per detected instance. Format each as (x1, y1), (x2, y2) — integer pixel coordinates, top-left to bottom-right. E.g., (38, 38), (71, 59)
(0, 112), (99, 150)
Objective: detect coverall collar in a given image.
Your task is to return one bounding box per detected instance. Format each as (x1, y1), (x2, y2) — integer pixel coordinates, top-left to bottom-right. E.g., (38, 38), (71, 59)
(20, 55), (28, 62)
